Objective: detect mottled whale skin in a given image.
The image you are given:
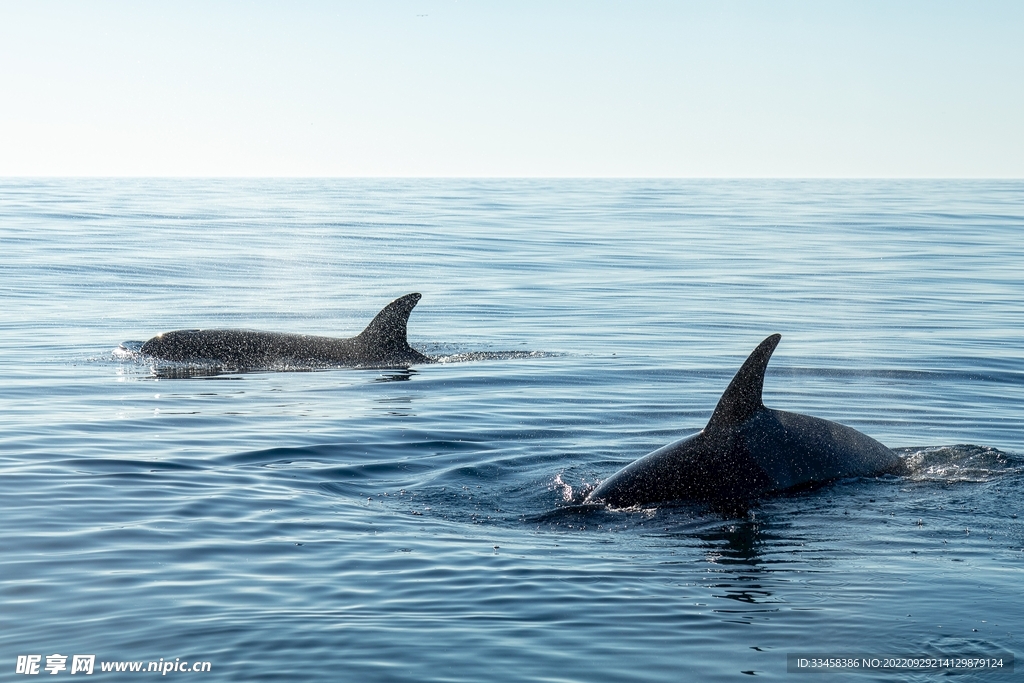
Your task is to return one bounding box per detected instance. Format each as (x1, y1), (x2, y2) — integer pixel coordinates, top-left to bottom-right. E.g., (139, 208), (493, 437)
(586, 334), (905, 507)
(142, 293), (431, 368)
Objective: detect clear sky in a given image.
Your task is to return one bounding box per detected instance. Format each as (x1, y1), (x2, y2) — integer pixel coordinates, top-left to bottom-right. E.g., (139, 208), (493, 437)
(1, 1), (1021, 177)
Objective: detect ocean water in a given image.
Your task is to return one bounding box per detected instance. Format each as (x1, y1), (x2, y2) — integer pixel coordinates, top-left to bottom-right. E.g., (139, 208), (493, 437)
(1, 178), (1022, 681)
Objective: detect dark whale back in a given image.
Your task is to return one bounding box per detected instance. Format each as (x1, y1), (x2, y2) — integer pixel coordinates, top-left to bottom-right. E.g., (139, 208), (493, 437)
(586, 334), (904, 507)
(141, 293), (430, 368)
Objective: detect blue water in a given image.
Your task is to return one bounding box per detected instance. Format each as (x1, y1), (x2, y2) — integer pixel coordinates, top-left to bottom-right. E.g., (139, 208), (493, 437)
(2, 179), (1022, 681)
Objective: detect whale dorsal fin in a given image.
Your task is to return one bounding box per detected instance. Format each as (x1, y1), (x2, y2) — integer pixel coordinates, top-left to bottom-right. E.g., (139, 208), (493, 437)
(706, 334), (781, 430)
(356, 293), (422, 357)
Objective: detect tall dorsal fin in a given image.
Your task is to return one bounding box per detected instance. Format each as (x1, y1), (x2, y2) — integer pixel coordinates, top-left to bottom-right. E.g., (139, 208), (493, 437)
(706, 334), (781, 430)
(356, 293), (422, 356)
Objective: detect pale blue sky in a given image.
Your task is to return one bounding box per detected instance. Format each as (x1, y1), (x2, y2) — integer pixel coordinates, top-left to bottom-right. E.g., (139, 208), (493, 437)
(1, 1), (1021, 177)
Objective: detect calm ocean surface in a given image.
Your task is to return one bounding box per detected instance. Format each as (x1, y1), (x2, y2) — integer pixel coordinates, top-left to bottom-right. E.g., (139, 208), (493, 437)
(2, 179), (1022, 681)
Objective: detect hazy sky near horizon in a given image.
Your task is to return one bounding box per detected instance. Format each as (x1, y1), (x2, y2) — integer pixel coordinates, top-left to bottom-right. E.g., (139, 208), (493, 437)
(1, 1), (1022, 177)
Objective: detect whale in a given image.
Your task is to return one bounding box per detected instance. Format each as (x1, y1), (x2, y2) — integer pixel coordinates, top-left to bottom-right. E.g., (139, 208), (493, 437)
(585, 334), (906, 507)
(141, 293), (432, 368)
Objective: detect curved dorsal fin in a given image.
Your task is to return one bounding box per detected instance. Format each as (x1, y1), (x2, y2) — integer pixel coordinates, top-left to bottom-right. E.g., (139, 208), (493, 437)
(706, 334), (781, 430)
(356, 293), (422, 356)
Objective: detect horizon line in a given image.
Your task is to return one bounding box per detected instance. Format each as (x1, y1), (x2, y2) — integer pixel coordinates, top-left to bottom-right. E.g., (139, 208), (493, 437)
(2, 175), (1022, 181)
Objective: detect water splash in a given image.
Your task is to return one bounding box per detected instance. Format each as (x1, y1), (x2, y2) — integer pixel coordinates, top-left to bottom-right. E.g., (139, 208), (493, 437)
(898, 445), (1015, 483)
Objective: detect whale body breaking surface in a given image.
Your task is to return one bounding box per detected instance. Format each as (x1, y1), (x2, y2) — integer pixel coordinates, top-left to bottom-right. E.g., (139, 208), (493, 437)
(141, 293), (431, 369)
(586, 334), (907, 507)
